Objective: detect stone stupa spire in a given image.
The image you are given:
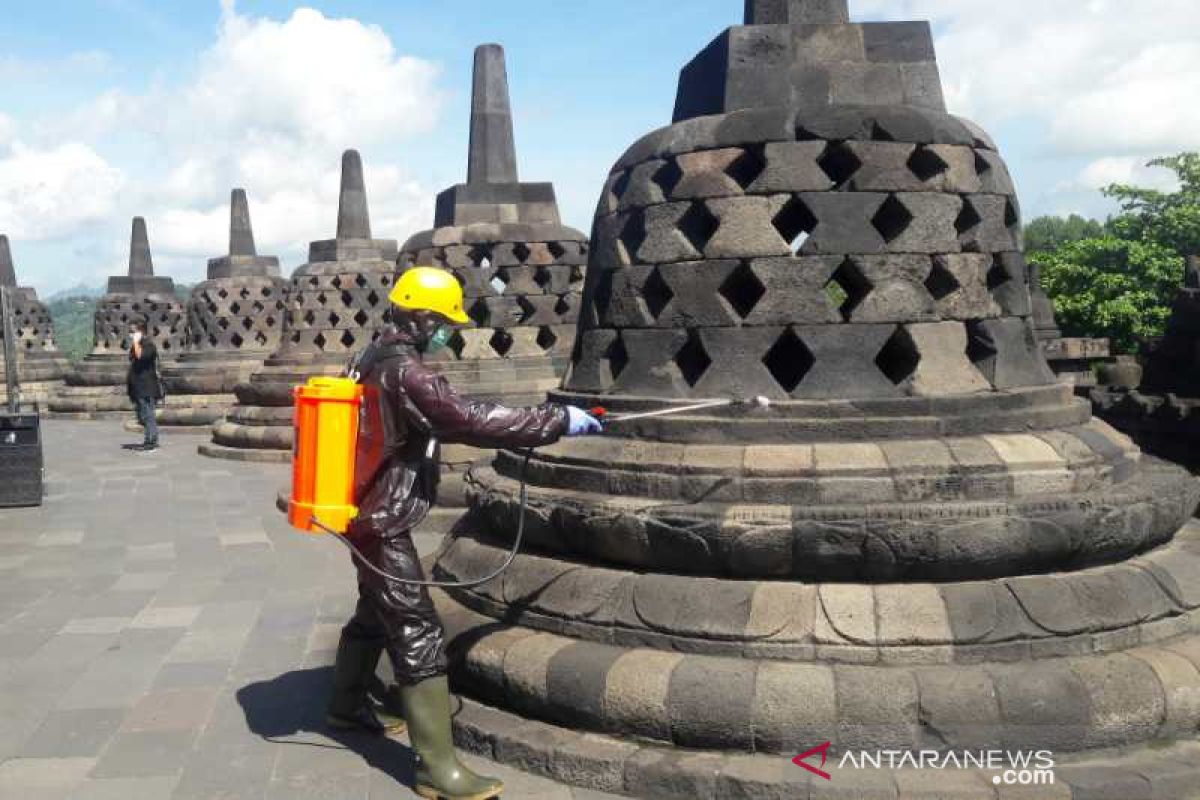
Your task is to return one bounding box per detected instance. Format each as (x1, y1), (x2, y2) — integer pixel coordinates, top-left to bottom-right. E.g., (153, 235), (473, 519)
(744, 0), (848, 23)
(467, 44), (519, 186)
(128, 216), (154, 277)
(335, 149), (372, 240)
(229, 188), (257, 257)
(0, 235), (15, 288)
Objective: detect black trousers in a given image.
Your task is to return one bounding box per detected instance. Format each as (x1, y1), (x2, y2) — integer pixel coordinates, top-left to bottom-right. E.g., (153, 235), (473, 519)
(340, 524), (447, 685)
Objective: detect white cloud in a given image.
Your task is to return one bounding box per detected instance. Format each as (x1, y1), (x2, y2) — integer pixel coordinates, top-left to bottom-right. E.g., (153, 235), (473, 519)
(0, 114), (15, 148)
(854, 0), (1200, 157)
(0, 141), (124, 239)
(1072, 157), (1182, 192)
(7, 1), (443, 288)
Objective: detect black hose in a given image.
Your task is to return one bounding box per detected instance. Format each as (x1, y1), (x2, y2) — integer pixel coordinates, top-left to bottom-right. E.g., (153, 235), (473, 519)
(309, 449), (531, 589)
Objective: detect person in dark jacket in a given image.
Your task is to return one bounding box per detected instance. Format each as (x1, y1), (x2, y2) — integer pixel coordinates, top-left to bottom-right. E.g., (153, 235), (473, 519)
(326, 266), (600, 800)
(126, 319), (161, 452)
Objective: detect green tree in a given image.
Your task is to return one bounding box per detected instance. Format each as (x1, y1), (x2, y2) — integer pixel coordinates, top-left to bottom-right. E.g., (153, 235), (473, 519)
(1103, 153), (1200, 258)
(1035, 236), (1181, 353)
(1023, 214), (1105, 254)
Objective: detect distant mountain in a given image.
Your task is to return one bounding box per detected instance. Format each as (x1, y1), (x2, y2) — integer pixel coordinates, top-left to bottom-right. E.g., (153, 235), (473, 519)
(46, 284), (105, 302)
(47, 296), (97, 364)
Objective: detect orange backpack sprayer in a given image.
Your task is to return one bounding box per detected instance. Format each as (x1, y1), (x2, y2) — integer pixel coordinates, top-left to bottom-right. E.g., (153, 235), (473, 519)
(286, 369), (533, 589)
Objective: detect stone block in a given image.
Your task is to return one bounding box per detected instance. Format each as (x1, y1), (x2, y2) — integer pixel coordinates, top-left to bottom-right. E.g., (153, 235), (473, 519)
(1127, 647), (1200, 738)
(816, 584), (876, 645)
(886, 193), (962, 253)
(623, 748), (722, 800)
(743, 256), (843, 324)
(905, 321), (992, 396)
(547, 733), (638, 794)
(748, 141), (830, 193)
(705, 196), (794, 259)
(1071, 654), (1166, 747)
(545, 642), (624, 730)
(667, 657), (756, 749)
(672, 148), (744, 199)
(834, 665), (919, 749)
(991, 662), (1091, 750)
(797, 193), (888, 254)
(752, 661), (837, 753)
(602, 649), (685, 741)
(875, 584), (953, 645)
(847, 255), (938, 323)
(828, 62), (905, 106)
(968, 318), (1056, 389)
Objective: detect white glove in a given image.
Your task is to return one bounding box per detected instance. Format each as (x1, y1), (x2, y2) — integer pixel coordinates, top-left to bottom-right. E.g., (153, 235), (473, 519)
(565, 406), (602, 436)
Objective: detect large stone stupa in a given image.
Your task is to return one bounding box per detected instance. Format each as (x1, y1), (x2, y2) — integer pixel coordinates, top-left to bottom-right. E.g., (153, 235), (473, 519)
(0, 235), (70, 405)
(49, 218), (186, 418)
(156, 189), (288, 428)
(398, 44), (589, 512)
(201, 150), (397, 461)
(428, 3), (1200, 797)
(1094, 254), (1200, 469)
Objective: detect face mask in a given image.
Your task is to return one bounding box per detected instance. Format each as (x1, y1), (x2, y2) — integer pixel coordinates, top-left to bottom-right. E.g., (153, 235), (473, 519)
(423, 325), (453, 354)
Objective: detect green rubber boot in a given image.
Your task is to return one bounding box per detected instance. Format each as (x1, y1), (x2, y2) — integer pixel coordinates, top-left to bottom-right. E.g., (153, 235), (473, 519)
(401, 676), (503, 800)
(326, 637), (406, 735)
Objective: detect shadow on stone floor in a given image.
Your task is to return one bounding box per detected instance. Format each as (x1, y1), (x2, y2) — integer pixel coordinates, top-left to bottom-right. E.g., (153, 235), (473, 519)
(236, 665), (417, 790)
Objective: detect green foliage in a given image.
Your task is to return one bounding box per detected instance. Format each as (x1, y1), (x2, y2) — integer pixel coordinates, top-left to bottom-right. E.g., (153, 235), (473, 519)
(1035, 236), (1181, 353)
(47, 296), (97, 364)
(1103, 153), (1200, 257)
(1029, 153), (1198, 354)
(1024, 214), (1104, 254)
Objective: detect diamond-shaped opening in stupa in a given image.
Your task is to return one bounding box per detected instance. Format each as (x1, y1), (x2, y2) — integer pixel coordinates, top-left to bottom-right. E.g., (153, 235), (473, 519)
(762, 328), (814, 393)
(725, 145), (767, 190)
(872, 196), (914, 243)
(955, 198), (983, 235)
(925, 260), (961, 301)
(641, 267), (674, 320)
(489, 329), (514, 357)
(772, 196), (818, 254)
(818, 142), (863, 187)
(875, 326), (920, 386)
(677, 202), (719, 255)
(673, 331), (712, 387)
(618, 212), (648, 263)
(651, 159), (684, 198)
(719, 262), (766, 320)
(826, 258), (873, 321)
(907, 146), (949, 182)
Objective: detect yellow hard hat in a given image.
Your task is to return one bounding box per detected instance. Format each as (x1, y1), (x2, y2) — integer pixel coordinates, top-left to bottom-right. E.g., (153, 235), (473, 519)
(388, 266), (470, 324)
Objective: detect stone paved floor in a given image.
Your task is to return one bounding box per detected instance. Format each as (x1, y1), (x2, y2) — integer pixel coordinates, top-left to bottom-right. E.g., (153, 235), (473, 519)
(0, 420), (621, 799)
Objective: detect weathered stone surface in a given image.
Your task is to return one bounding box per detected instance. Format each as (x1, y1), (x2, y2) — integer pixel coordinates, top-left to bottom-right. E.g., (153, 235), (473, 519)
(427, 5), (1200, 793)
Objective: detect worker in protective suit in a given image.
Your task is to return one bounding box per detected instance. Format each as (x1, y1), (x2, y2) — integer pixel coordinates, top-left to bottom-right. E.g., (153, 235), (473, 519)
(326, 266), (601, 800)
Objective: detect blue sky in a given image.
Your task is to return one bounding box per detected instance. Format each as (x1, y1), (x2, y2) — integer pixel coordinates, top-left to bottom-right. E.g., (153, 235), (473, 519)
(2, 0), (1198, 295)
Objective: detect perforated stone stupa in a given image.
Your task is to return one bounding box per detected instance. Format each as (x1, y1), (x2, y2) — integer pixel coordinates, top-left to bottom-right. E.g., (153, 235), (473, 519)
(428, 3), (1200, 797)
(398, 44), (588, 508)
(1094, 255), (1200, 468)
(49, 218), (185, 418)
(156, 189), (288, 428)
(0, 235), (70, 405)
(201, 150), (397, 461)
